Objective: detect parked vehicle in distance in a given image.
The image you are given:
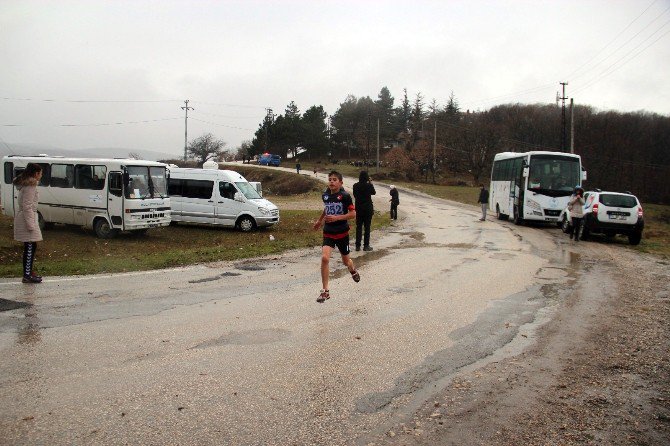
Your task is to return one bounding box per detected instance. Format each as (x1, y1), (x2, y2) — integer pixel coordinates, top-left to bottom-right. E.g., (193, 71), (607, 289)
(560, 189), (644, 245)
(490, 151), (587, 225)
(257, 153), (281, 167)
(2, 155), (171, 238)
(167, 167), (279, 231)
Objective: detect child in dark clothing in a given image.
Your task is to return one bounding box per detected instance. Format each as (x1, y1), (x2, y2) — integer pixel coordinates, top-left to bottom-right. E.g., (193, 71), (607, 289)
(312, 171), (360, 302)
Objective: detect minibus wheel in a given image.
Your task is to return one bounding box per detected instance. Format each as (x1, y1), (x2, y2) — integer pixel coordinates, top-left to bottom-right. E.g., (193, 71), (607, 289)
(237, 216), (255, 232)
(94, 218), (119, 239)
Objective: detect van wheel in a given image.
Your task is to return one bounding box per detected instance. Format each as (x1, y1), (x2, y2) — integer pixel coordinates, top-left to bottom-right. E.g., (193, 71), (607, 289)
(628, 232), (642, 245)
(94, 218), (119, 239)
(237, 216), (255, 232)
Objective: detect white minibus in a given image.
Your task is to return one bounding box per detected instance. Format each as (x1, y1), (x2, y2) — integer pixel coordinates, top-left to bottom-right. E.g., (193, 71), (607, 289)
(2, 155), (171, 238)
(490, 151), (587, 225)
(167, 167), (279, 231)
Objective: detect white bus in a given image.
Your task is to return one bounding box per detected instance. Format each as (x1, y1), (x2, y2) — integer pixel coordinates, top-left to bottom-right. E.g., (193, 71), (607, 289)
(1, 155), (171, 238)
(489, 151), (586, 225)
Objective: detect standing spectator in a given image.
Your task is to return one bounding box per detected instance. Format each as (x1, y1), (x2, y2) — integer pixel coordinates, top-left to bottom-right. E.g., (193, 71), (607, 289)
(477, 184), (489, 221)
(352, 171), (376, 251)
(312, 171), (360, 303)
(13, 163), (44, 283)
(568, 186), (585, 241)
(389, 185), (399, 220)
(313, 166), (318, 177)
(296, 161), (301, 174)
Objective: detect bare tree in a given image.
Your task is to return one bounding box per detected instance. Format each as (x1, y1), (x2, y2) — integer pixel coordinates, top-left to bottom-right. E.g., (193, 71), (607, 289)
(187, 133), (226, 166)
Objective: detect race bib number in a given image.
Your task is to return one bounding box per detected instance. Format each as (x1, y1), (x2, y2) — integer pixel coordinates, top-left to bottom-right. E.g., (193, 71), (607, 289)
(324, 202), (343, 215)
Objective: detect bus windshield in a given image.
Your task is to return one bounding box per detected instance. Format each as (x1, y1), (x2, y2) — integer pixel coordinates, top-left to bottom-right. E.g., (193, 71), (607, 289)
(235, 181), (262, 199)
(527, 155), (580, 197)
(126, 166), (167, 199)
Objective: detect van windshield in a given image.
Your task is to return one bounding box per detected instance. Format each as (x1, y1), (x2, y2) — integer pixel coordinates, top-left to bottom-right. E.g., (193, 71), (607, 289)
(235, 182), (262, 199)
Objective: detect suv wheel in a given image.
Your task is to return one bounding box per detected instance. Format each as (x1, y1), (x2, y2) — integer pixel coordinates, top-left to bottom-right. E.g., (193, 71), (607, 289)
(561, 215), (571, 233)
(512, 206), (523, 225)
(628, 232), (642, 245)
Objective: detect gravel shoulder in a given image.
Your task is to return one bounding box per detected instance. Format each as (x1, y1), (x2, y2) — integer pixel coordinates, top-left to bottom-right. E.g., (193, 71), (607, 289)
(369, 236), (670, 445)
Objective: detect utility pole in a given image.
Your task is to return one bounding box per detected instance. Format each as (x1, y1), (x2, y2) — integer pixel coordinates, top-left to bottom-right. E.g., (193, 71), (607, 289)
(376, 118), (380, 173)
(264, 108), (274, 153)
(570, 98), (575, 154)
(181, 99), (194, 161)
(559, 82), (568, 153)
(433, 120), (437, 173)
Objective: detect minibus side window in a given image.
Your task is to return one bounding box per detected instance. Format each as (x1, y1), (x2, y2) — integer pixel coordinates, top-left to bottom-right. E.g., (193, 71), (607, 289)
(3, 162), (13, 184)
(75, 165), (106, 190)
(109, 172), (122, 197)
(51, 164), (74, 188)
(35, 163), (50, 186)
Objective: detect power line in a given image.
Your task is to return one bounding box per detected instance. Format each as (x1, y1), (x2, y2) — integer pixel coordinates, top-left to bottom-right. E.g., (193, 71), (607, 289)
(562, 0), (661, 80)
(2, 117), (181, 127)
(0, 97), (182, 103)
(190, 117), (255, 131)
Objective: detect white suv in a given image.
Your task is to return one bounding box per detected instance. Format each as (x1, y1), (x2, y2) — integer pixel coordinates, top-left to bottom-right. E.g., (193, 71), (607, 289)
(560, 190), (644, 245)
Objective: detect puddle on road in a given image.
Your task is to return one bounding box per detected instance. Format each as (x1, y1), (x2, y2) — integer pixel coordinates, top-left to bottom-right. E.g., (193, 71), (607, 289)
(0, 298), (32, 312)
(193, 328), (291, 348)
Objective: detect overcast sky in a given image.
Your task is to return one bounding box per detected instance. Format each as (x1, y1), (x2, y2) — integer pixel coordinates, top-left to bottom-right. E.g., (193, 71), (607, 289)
(1, 0), (669, 158)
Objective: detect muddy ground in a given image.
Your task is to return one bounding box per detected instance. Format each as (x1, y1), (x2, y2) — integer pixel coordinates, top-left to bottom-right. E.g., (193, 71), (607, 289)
(369, 239), (670, 446)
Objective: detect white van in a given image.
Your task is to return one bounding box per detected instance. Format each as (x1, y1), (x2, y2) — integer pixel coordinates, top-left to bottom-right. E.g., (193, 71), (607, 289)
(167, 168), (279, 231)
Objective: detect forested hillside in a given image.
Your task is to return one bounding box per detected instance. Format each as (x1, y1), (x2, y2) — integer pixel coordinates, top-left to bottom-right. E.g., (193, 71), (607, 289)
(243, 88), (670, 203)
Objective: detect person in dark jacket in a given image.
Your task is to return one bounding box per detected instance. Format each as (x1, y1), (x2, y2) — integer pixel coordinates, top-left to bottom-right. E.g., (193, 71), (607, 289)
(352, 171), (376, 251)
(389, 185), (399, 220)
(477, 184), (489, 221)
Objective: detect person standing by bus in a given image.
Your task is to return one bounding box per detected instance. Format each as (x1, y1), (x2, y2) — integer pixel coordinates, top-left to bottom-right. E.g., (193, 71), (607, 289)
(389, 185), (399, 220)
(477, 184), (489, 221)
(352, 171), (376, 251)
(568, 186), (585, 241)
(13, 163), (44, 283)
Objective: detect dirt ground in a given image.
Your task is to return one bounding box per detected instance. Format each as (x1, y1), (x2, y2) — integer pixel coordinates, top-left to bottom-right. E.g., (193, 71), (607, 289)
(368, 240), (670, 445)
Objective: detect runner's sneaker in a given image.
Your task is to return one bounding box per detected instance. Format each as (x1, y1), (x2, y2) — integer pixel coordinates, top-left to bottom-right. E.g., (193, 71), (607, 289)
(351, 270), (360, 282)
(316, 289), (330, 303)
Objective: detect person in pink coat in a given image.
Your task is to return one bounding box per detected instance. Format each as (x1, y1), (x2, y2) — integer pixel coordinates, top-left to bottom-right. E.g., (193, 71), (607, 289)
(13, 163), (44, 283)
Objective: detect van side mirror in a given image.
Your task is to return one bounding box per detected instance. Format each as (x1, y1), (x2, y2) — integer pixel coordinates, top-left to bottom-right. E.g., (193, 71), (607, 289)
(234, 192), (244, 202)
(581, 169), (587, 181)
(522, 167), (529, 177)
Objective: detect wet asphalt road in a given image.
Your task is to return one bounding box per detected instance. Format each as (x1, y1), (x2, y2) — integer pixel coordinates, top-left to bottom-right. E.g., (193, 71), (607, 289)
(0, 177), (581, 445)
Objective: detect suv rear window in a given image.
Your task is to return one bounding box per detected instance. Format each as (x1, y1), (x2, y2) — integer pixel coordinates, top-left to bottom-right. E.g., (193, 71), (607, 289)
(599, 194), (637, 208)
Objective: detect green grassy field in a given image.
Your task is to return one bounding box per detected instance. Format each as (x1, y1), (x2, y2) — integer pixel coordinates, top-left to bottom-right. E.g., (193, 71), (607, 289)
(1, 164), (666, 278)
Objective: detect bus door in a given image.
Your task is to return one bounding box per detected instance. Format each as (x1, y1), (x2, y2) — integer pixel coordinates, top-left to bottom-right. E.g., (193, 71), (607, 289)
(508, 158), (524, 215)
(108, 171), (125, 229)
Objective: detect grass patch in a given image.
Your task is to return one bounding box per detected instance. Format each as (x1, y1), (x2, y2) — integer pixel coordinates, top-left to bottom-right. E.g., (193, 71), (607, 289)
(0, 198), (391, 278)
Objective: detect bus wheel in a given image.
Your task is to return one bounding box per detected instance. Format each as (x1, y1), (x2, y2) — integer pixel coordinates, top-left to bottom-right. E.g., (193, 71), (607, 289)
(94, 218), (119, 239)
(513, 206), (524, 225)
(237, 216), (255, 232)
(37, 212), (53, 230)
(496, 204), (505, 220)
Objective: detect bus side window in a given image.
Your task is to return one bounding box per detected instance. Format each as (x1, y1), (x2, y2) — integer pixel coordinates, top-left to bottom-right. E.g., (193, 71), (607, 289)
(37, 163), (50, 186)
(109, 172), (123, 197)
